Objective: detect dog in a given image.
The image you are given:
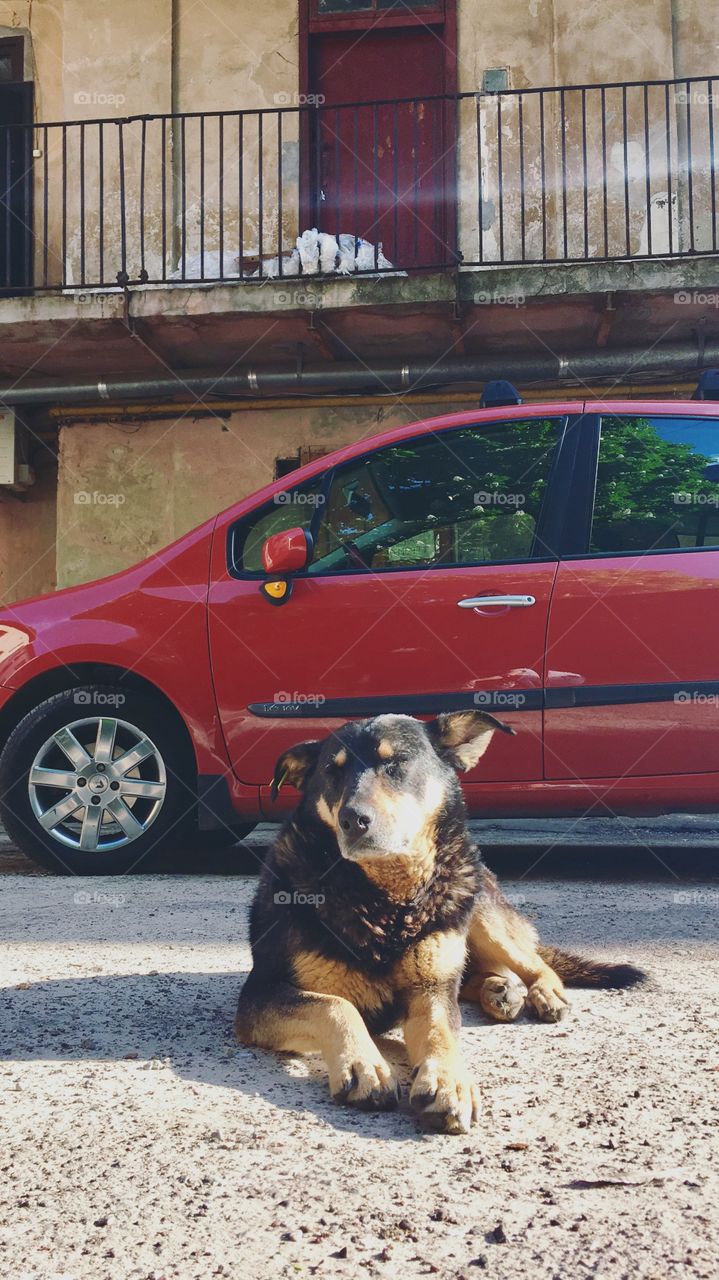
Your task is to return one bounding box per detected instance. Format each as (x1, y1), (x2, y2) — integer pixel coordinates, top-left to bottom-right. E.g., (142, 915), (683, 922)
(235, 711), (645, 1134)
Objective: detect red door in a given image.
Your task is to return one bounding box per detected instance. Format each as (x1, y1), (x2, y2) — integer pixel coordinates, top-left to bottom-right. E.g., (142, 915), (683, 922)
(208, 411), (567, 804)
(308, 3), (456, 269)
(545, 406), (719, 781)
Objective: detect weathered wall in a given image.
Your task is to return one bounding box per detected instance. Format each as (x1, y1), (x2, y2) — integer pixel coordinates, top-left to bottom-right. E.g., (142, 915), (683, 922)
(6, 0), (709, 123)
(55, 400), (453, 587)
(0, 451), (57, 604)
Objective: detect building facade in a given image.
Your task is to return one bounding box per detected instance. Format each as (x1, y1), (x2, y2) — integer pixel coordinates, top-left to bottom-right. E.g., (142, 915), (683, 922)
(0, 0), (717, 601)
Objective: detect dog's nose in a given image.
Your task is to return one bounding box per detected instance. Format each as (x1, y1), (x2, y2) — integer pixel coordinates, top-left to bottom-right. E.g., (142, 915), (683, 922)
(339, 805), (371, 836)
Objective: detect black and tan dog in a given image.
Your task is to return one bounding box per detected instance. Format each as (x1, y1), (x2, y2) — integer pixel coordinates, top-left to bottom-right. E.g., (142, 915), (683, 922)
(235, 711), (645, 1134)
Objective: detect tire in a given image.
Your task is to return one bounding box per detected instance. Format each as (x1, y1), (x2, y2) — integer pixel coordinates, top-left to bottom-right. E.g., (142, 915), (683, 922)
(0, 685), (196, 875)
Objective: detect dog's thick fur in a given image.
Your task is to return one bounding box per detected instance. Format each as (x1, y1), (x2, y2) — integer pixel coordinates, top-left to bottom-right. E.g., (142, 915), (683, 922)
(235, 711), (645, 1134)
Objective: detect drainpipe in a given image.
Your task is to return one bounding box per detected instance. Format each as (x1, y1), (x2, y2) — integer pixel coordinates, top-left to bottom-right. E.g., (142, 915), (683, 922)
(170, 0), (181, 276)
(0, 339), (717, 407)
(670, 0), (690, 253)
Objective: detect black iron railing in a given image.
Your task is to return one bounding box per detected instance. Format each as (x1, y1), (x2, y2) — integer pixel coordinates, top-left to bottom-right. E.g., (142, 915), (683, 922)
(0, 73), (717, 293)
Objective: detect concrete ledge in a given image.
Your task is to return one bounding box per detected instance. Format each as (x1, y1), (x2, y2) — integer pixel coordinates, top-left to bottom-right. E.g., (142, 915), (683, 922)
(1, 255), (718, 328)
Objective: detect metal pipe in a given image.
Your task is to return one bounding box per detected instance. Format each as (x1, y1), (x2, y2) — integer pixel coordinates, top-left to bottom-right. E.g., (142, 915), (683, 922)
(1, 340), (717, 408)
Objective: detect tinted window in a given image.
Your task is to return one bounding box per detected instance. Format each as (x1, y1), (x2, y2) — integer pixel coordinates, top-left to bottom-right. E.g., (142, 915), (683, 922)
(230, 477), (325, 573)
(592, 416), (719, 554)
(308, 418), (562, 574)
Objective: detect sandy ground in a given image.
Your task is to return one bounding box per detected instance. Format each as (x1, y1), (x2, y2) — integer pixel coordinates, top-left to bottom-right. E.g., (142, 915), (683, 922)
(0, 826), (718, 1280)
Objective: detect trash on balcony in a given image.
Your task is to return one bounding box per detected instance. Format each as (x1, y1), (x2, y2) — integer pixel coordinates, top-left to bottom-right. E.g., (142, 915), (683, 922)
(167, 229), (404, 283)
(248, 229), (406, 280)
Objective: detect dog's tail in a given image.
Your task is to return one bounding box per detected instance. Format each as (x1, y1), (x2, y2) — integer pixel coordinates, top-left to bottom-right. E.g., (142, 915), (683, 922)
(538, 944), (648, 989)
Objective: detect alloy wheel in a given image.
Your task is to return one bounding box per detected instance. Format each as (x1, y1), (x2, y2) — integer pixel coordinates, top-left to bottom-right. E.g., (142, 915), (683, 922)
(27, 716), (167, 853)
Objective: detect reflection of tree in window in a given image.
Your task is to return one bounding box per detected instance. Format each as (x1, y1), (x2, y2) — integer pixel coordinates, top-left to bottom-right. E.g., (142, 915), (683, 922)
(312, 418), (560, 572)
(591, 417), (719, 553)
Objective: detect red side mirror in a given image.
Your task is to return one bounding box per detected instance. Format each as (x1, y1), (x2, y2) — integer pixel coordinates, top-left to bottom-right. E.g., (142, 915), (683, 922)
(261, 527), (312, 576)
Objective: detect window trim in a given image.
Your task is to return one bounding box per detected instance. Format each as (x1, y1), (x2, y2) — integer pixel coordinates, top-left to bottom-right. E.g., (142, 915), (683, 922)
(566, 412), (719, 562)
(308, 0), (446, 35)
(227, 415), (569, 580)
(0, 37), (25, 82)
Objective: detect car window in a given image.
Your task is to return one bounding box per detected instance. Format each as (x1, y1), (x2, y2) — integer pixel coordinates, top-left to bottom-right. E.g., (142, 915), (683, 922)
(230, 477), (325, 573)
(591, 415), (719, 554)
(308, 418), (562, 574)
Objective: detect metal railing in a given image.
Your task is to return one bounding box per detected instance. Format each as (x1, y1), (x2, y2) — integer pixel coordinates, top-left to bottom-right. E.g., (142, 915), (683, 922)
(0, 72), (717, 293)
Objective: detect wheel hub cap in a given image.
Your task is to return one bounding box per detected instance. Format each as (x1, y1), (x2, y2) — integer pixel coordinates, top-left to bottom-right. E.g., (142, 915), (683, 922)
(28, 715), (167, 854)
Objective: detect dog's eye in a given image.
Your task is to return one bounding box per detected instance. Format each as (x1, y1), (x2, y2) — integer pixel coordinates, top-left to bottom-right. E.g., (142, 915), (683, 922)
(384, 760), (402, 779)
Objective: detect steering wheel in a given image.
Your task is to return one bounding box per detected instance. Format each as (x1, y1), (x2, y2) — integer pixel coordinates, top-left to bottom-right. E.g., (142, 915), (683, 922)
(341, 539), (370, 570)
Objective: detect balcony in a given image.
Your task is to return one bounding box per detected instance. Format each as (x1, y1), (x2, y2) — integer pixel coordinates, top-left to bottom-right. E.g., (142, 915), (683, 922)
(0, 73), (718, 294)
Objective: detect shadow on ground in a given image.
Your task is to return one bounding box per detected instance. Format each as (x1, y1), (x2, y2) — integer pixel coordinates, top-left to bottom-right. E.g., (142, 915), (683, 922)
(0, 966), (476, 1141)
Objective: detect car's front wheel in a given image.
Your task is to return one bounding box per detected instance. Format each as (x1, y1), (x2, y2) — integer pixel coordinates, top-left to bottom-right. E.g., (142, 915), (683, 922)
(0, 686), (196, 875)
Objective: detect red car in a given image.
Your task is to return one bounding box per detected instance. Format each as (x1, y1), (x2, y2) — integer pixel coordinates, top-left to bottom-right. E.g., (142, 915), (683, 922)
(2, 382), (719, 874)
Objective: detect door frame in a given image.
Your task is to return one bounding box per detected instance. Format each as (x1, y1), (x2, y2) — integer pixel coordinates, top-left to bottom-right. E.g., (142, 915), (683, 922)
(298, 0), (458, 259)
(0, 37), (33, 294)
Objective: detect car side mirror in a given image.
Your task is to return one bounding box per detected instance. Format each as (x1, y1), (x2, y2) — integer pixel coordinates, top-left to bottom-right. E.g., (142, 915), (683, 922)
(262, 527), (312, 574)
(259, 528), (312, 605)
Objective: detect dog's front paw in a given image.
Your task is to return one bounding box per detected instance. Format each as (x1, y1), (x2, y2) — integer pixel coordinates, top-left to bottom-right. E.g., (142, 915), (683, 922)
(526, 979), (569, 1022)
(410, 1058), (480, 1134)
(330, 1051), (400, 1111)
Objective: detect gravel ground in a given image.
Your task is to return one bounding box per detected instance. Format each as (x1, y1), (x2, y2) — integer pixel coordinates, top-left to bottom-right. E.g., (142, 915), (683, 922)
(0, 825), (718, 1280)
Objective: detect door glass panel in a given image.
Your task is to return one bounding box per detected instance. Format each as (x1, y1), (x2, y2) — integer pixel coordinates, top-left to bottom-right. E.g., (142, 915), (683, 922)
(592, 415), (719, 554)
(309, 418), (562, 574)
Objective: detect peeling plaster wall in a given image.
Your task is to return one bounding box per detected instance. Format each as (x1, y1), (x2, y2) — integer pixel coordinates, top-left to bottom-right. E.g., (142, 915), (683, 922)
(0, 453), (57, 605)
(56, 401), (452, 588)
(174, 0), (299, 113)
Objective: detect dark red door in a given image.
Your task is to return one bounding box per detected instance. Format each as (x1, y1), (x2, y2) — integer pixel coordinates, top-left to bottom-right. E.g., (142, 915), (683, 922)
(309, 15), (456, 270)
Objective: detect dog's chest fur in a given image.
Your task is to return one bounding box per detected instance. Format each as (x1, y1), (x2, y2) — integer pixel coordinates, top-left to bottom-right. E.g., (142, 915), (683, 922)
(268, 812), (480, 971)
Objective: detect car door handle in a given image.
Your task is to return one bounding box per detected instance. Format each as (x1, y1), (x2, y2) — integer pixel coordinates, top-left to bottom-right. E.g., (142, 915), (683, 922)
(457, 594), (536, 609)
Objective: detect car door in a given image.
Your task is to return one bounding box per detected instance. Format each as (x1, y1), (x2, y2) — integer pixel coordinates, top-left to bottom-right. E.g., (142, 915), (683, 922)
(208, 412), (569, 805)
(545, 404), (719, 781)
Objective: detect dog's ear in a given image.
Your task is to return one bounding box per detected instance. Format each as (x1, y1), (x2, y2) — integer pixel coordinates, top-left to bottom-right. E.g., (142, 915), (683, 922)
(427, 710), (515, 773)
(271, 739), (323, 800)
